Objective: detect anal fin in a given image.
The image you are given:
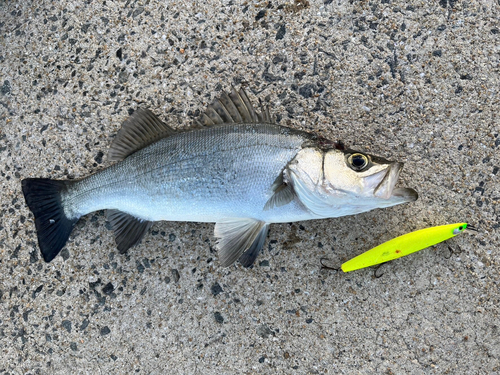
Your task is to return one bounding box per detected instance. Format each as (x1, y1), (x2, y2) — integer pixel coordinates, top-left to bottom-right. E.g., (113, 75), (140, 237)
(107, 210), (152, 253)
(214, 218), (267, 267)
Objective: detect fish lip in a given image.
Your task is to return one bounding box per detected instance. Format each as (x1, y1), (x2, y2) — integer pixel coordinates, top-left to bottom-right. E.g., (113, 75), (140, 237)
(373, 162), (418, 202)
(373, 162), (404, 199)
(392, 187), (419, 202)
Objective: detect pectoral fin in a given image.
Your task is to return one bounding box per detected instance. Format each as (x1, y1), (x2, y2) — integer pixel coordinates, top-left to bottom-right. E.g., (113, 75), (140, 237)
(214, 218), (267, 267)
(264, 183), (296, 211)
(107, 210), (152, 253)
(263, 173), (296, 210)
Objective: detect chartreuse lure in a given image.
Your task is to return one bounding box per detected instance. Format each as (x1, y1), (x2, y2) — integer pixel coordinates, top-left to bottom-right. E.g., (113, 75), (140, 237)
(342, 223), (470, 272)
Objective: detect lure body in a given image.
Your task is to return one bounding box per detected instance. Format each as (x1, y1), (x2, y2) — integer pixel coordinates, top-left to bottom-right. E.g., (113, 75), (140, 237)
(341, 223), (469, 272)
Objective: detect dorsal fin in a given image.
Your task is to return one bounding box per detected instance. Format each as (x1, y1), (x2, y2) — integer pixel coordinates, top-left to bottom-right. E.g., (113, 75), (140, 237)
(108, 108), (176, 161)
(199, 87), (275, 126)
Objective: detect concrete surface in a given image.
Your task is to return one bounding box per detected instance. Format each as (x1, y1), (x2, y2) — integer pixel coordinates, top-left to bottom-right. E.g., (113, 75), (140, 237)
(1, 0), (499, 373)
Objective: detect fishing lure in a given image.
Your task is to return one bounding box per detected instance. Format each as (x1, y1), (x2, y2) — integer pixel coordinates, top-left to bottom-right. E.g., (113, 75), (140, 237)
(341, 223), (473, 272)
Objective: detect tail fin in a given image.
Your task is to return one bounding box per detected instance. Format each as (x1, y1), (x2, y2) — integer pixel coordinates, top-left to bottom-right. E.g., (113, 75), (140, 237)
(21, 178), (78, 262)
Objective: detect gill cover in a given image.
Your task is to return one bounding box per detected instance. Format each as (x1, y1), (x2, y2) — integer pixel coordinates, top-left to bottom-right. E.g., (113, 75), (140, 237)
(286, 148), (336, 218)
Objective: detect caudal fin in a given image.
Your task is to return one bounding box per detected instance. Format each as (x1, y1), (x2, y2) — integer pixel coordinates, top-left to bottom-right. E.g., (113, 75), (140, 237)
(21, 178), (78, 262)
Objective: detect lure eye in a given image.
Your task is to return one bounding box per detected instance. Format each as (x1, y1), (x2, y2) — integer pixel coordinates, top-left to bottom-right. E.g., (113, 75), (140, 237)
(453, 226), (464, 235)
(348, 153), (369, 171)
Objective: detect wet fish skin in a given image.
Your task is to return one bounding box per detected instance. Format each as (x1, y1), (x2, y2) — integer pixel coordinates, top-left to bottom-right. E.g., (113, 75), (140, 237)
(62, 124), (319, 224)
(21, 87), (418, 266)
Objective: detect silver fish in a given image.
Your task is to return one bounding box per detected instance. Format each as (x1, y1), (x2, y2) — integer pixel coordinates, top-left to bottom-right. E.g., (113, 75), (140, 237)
(22, 87), (418, 266)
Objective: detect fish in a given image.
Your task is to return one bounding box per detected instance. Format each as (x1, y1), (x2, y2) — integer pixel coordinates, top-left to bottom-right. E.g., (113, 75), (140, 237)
(21, 87), (418, 267)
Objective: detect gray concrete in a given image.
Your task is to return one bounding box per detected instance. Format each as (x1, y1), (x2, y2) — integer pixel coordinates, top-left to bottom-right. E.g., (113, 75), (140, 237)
(1, 0), (499, 373)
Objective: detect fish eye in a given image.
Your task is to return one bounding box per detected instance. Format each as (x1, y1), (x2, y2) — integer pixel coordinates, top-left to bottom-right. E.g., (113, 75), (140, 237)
(348, 153), (369, 171)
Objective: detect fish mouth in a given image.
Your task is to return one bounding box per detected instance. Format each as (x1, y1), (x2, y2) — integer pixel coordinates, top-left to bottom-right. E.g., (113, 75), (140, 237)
(373, 162), (418, 202)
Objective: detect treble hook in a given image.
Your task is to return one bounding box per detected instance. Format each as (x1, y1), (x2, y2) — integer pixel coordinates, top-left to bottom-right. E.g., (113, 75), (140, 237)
(374, 263), (387, 278)
(444, 244), (463, 259)
(320, 257), (340, 271)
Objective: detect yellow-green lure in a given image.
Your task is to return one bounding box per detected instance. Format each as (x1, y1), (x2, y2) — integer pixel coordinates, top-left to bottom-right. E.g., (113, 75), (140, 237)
(342, 223), (470, 272)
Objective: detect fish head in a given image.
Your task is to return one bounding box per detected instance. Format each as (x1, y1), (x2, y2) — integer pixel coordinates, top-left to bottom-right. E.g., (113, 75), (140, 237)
(287, 147), (418, 218)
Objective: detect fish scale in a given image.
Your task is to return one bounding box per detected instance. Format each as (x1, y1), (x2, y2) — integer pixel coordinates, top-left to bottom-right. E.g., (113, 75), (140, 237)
(63, 124), (312, 223)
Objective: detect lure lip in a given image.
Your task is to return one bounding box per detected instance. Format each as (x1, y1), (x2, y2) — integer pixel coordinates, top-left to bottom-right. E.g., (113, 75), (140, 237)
(452, 223), (479, 234)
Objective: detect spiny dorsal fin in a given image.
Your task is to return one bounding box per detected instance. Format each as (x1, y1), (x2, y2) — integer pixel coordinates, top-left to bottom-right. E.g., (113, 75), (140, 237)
(214, 218), (267, 267)
(199, 87), (275, 126)
(108, 108), (175, 161)
(107, 210), (152, 253)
